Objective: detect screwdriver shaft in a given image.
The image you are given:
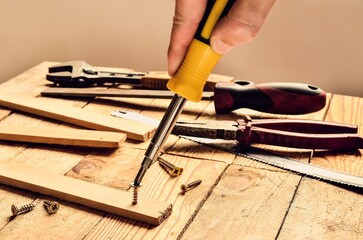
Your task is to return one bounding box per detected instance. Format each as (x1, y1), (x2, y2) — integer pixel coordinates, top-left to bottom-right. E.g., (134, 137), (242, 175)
(131, 94), (186, 203)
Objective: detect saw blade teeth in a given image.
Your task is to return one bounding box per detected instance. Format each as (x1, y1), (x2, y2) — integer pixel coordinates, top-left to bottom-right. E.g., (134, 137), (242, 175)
(180, 135), (363, 190)
(111, 110), (363, 190)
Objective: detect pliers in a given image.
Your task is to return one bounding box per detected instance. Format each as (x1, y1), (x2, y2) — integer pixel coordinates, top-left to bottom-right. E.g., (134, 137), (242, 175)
(46, 61), (146, 87)
(172, 115), (363, 150)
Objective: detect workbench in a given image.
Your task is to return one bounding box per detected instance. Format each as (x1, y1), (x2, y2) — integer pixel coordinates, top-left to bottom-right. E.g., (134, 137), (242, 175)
(0, 62), (362, 239)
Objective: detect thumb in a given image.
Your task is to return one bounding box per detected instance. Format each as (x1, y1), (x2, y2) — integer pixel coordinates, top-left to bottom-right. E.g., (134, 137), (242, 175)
(210, 0), (276, 54)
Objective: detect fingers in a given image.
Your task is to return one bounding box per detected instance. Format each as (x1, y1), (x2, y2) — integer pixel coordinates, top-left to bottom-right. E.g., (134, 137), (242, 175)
(211, 0), (276, 54)
(167, 0), (207, 76)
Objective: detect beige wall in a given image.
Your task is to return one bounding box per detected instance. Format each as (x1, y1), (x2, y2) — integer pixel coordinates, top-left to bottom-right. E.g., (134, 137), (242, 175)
(1, 0), (362, 97)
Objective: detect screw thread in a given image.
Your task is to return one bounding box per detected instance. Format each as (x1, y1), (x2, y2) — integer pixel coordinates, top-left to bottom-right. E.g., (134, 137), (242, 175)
(132, 187), (138, 205)
(43, 200), (52, 206)
(187, 179), (202, 189)
(11, 203), (35, 216)
(181, 179), (202, 193)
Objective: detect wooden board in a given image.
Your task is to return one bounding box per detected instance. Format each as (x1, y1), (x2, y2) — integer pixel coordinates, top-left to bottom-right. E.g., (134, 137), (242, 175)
(181, 163), (302, 240)
(0, 89), (155, 141)
(81, 154), (229, 239)
(0, 62), (362, 239)
(0, 160), (172, 226)
(0, 124), (126, 148)
(277, 94), (363, 239)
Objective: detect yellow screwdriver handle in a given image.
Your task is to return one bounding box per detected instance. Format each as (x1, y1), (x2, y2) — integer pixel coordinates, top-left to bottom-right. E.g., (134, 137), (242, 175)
(167, 0), (235, 102)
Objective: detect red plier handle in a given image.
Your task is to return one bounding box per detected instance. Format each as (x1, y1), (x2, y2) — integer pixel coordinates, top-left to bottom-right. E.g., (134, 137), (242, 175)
(172, 115), (362, 150)
(236, 116), (362, 150)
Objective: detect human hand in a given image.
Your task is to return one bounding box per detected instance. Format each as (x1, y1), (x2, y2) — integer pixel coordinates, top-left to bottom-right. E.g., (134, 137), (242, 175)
(167, 0), (276, 76)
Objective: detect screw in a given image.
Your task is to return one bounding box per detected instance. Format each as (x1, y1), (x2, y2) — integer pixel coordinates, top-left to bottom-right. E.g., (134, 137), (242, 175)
(130, 182), (141, 205)
(158, 157), (183, 177)
(43, 200), (60, 214)
(180, 179), (202, 194)
(11, 203), (35, 217)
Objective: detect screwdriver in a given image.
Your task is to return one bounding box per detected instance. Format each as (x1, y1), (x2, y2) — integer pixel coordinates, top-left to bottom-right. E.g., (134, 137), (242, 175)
(130, 0), (235, 204)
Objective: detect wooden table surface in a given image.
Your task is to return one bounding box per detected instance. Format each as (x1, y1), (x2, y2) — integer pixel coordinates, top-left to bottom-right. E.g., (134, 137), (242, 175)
(0, 62), (362, 240)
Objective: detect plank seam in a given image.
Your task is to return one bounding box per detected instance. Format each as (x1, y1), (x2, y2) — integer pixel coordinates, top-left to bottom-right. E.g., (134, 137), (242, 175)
(176, 158), (235, 239)
(273, 176), (304, 240)
(323, 93), (334, 121)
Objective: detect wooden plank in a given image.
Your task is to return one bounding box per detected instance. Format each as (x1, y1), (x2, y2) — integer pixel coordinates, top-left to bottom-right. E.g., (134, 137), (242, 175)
(0, 161), (172, 226)
(277, 94), (363, 239)
(83, 154), (228, 239)
(0, 124), (126, 148)
(0, 61), (58, 96)
(0, 62), (154, 238)
(66, 147), (147, 190)
(0, 153), (227, 239)
(0, 121), (97, 237)
(0, 89), (155, 141)
(181, 162), (302, 240)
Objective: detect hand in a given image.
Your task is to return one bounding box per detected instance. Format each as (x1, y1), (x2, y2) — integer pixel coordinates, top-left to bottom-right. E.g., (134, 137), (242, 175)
(167, 0), (276, 76)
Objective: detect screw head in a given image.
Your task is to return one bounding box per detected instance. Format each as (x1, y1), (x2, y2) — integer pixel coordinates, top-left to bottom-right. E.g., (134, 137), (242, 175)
(11, 204), (19, 216)
(180, 184), (188, 193)
(43, 201), (60, 214)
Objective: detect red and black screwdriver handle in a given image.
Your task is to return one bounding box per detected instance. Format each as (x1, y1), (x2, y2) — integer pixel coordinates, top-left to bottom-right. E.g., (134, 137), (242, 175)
(214, 80), (326, 114)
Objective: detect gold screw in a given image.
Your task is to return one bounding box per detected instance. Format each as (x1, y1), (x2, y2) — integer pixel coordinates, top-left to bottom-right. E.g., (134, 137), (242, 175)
(158, 157), (183, 177)
(43, 200), (60, 214)
(11, 203), (35, 217)
(180, 179), (202, 194)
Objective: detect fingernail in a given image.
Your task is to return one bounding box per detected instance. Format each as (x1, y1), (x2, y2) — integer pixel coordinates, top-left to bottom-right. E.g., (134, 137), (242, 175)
(211, 38), (233, 54)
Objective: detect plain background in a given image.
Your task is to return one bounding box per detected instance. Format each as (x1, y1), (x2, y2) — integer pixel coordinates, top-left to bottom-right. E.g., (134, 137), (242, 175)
(0, 0), (362, 97)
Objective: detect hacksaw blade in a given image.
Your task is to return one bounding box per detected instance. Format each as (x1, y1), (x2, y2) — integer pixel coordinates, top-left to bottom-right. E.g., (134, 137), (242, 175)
(112, 110), (363, 189)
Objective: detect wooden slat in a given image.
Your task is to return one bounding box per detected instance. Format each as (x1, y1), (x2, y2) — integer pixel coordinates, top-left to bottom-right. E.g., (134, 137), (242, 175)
(0, 124), (126, 148)
(181, 162), (302, 240)
(2, 62), (361, 239)
(83, 154), (228, 239)
(0, 160), (172, 226)
(277, 94), (363, 239)
(0, 62), (153, 238)
(67, 147), (147, 190)
(0, 89), (155, 141)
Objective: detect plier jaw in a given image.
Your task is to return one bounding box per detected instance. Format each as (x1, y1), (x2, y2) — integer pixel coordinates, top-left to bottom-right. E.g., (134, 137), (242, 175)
(173, 115), (362, 150)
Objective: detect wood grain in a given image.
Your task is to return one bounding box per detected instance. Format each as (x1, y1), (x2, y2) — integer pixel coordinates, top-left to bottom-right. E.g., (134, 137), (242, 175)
(276, 94), (363, 239)
(0, 89), (155, 141)
(0, 160), (172, 225)
(181, 156), (303, 240)
(83, 154), (228, 239)
(0, 124), (126, 148)
(67, 147), (146, 190)
(0, 62), (362, 239)
(0, 62), (224, 238)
